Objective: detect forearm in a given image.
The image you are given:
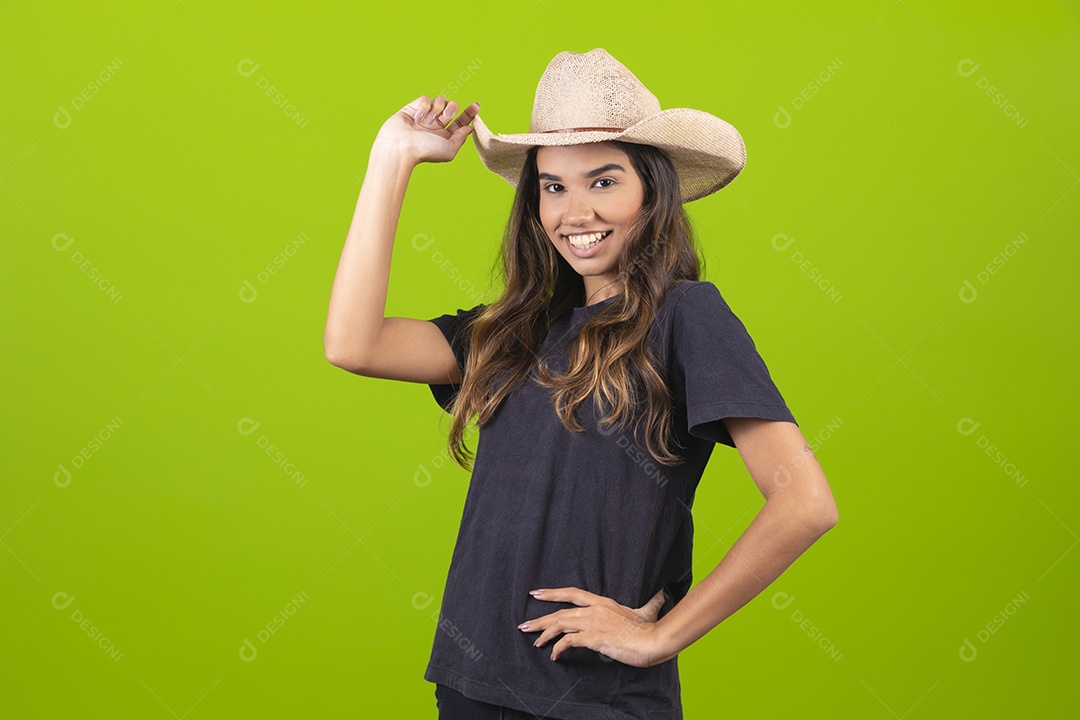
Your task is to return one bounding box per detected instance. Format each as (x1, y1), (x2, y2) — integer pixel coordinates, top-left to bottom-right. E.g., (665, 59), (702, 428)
(324, 140), (416, 361)
(653, 494), (835, 664)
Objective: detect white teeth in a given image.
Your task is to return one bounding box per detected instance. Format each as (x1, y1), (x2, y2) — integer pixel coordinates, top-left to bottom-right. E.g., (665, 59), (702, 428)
(566, 231), (609, 249)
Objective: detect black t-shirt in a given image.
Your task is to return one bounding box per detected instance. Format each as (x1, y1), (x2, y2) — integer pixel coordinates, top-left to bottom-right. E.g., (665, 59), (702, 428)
(423, 280), (797, 720)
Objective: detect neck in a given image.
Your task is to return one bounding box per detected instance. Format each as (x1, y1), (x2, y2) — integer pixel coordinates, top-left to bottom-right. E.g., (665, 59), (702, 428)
(584, 279), (621, 306)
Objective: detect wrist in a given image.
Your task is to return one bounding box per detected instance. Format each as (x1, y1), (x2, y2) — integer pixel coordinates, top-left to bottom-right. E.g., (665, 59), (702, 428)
(370, 136), (419, 170)
(650, 617), (682, 666)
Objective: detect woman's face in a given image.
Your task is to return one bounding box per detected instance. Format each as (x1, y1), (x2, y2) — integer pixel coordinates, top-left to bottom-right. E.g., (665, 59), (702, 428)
(536, 143), (644, 303)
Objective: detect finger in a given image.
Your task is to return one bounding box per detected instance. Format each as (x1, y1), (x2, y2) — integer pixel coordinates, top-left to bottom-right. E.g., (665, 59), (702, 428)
(420, 94), (449, 126)
(441, 102), (467, 131)
(435, 99), (460, 127)
(550, 631), (586, 662)
(531, 587), (598, 606)
(536, 608), (595, 646)
(449, 123), (473, 148)
(647, 589), (665, 609)
(518, 608), (562, 628)
(436, 100), (457, 124)
(635, 589), (664, 614)
(406, 94), (432, 122)
(447, 102), (481, 136)
(532, 616), (577, 648)
(519, 605), (585, 640)
(531, 627), (554, 647)
(445, 101), (480, 132)
(635, 595), (660, 621)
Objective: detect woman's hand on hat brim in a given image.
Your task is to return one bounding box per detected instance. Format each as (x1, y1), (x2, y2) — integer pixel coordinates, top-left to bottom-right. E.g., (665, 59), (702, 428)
(376, 94), (480, 165)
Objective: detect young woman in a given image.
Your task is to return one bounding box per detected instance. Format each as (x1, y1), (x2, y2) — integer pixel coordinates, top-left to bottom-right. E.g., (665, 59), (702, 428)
(325, 49), (838, 720)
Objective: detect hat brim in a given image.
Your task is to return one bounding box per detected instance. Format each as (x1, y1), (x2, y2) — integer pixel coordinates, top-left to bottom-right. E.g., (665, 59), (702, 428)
(472, 108), (747, 203)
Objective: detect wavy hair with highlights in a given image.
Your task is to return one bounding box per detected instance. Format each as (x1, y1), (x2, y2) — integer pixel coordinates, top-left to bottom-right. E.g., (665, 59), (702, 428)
(440, 140), (706, 471)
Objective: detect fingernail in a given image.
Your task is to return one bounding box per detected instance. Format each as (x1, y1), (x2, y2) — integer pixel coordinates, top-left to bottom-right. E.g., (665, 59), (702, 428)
(517, 622), (529, 630)
(424, 112), (435, 123)
(529, 589), (544, 596)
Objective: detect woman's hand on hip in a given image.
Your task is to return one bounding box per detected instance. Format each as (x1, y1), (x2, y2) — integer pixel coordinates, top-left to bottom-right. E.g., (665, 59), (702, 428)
(517, 586), (672, 668)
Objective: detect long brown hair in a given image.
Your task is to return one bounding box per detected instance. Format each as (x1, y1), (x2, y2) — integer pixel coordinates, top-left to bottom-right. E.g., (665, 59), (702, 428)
(441, 140), (705, 470)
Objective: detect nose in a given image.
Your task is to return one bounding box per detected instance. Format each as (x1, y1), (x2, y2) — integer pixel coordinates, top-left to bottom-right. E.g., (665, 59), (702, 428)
(563, 189), (595, 225)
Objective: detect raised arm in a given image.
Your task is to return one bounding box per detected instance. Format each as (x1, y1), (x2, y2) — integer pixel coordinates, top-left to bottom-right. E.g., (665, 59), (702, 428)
(323, 95), (479, 383)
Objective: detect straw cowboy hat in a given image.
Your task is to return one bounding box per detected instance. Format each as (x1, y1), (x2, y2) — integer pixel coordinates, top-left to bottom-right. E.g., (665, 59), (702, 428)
(472, 48), (747, 203)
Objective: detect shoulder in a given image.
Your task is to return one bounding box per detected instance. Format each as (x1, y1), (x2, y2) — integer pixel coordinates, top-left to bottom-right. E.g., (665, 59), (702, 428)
(429, 302), (487, 327)
(666, 280), (760, 353)
(673, 279), (724, 302)
(649, 280), (728, 331)
(667, 280), (731, 319)
(428, 302), (488, 353)
(649, 281), (726, 362)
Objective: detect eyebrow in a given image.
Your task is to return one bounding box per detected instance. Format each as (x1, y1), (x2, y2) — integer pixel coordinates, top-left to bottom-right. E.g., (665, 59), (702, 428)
(537, 163), (626, 181)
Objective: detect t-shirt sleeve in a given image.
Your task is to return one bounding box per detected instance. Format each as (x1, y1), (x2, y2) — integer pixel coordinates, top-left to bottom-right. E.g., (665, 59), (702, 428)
(426, 303), (486, 412)
(670, 282), (798, 448)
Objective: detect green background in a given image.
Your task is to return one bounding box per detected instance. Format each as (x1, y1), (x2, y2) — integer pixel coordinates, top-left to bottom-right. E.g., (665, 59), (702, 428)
(3, 1), (1077, 717)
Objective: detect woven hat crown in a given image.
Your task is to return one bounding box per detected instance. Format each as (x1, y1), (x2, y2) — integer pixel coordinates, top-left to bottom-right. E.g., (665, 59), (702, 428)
(529, 49), (660, 133)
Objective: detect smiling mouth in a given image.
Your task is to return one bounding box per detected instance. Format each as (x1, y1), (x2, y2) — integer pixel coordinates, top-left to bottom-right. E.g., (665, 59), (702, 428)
(563, 230), (612, 250)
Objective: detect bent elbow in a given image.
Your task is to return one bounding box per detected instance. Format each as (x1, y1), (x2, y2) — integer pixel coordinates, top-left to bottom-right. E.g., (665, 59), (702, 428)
(814, 498), (838, 531)
(324, 342), (367, 374)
